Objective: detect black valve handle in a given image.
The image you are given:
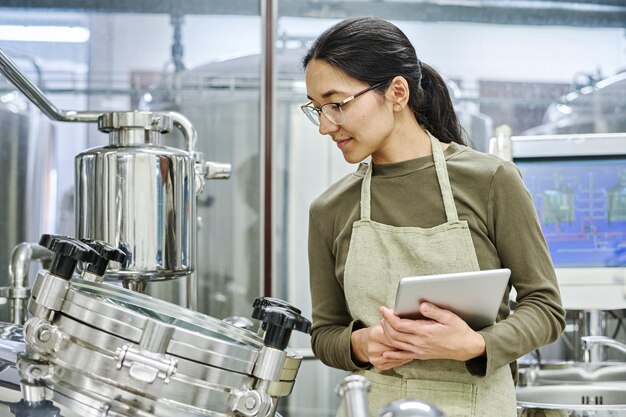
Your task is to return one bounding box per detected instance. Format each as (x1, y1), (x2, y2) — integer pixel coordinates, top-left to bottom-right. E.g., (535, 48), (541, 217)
(39, 234), (99, 279)
(259, 307), (311, 350)
(251, 297), (311, 350)
(81, 238), (127, 276)
(252, 297), (302, 332)
(252, 297), (302, 327)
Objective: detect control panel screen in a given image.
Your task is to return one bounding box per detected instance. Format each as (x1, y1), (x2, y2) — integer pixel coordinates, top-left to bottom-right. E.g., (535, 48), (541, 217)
(515, 156), (626, 267)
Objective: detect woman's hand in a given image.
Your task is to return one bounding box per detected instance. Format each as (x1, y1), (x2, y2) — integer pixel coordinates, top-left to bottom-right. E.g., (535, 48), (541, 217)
(351, 324), (413, 371)
(379, 303), (486, 362)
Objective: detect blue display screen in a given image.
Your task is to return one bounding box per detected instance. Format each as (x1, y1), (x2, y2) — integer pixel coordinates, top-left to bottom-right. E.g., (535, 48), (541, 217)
(515, 157), (626, 267)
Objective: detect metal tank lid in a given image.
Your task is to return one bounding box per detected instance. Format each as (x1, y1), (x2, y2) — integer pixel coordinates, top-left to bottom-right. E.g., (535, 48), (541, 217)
(22, 276), (304, 417)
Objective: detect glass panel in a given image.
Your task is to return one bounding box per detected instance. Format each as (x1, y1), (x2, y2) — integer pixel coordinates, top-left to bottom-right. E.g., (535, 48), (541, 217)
(0, 5), (263, 323)
(72, 280), (262, 347)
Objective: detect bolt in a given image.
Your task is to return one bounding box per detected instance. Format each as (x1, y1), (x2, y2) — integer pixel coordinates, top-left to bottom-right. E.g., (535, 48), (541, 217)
(29, 366), (42, 377)
(37, 328), (51, 343)
(245, 395), (257, 410)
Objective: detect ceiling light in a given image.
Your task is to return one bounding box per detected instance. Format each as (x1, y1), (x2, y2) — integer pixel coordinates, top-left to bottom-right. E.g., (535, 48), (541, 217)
(0, 25), (90, 43)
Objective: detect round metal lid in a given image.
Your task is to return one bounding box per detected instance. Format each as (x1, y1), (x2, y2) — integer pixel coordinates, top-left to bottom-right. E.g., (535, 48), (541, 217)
(59, 280), (264, 374)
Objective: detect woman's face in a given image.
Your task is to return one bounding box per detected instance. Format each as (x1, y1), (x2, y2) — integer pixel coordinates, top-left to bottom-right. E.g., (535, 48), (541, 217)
(304, 59), (395, 164)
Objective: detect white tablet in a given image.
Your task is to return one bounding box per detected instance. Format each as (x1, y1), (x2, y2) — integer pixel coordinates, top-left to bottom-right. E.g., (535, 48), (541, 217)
(393, 268), (511, 330)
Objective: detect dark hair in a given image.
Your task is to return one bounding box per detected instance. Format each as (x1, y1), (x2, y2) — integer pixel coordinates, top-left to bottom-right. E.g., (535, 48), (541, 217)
(303, 16), (466, 145)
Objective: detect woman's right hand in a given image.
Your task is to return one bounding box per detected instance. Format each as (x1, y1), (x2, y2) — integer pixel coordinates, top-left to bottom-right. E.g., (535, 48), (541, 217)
(351, 324), (413, 370)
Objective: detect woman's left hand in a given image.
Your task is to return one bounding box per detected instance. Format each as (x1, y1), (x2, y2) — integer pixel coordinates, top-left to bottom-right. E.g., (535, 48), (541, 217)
(379, 303), (486, 362)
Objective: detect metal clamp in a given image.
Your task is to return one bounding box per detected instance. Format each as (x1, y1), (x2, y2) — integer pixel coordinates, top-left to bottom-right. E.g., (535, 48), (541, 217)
(24, 318), (63, 356)
(115, 344), (177, 384)
(232, 389), (272, 417)
(17, 357), (54, 403)
(29, 271), (72, 317)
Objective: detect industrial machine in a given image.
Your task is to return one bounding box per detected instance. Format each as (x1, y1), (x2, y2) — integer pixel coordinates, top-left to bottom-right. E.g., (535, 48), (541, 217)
(13, 234), (309, 417)
(0, 47), (311, 417)
(506, 114), (626, 412)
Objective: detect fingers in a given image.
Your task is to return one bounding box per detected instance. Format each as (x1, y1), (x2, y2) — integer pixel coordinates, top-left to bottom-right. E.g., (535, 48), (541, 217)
(380, 306), (423, 331)
(378, 304), (475, 361)
(380, 306), (435, 340)
(364, 324), (415, 370)
(371, 356), (413, 371)
(419, 302), (451, 323)
(382, 349), (417, 361)
(382, 303), (459, 327)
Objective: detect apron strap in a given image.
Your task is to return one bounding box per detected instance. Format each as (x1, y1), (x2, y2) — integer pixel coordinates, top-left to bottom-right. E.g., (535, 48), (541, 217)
(429, 132), (459, 222)
(361, 163), (373, 220)
(359, 132), (458, 222)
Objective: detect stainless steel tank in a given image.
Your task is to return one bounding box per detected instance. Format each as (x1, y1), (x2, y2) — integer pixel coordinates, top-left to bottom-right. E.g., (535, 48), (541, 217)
(17, 235), (309, 417)
(76, 111), (194, 281)
(0, 48), (231, 307)
(0, 88), (56, 322)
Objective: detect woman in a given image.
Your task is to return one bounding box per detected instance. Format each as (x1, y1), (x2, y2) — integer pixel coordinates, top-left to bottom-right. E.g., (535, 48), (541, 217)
(302, 16), (565, 417)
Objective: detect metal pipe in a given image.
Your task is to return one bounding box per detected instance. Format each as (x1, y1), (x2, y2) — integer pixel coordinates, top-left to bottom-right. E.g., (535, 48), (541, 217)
(0, 47), (101, 122)
(336, 375), (371, 417)
(8, 243), (53, 324)
(1, 47), (45, 89)
(582, 310), (606, 362)
(582, 335), (626, 360)
(170, 111), (198, 154)
(168, 112), (199, 311)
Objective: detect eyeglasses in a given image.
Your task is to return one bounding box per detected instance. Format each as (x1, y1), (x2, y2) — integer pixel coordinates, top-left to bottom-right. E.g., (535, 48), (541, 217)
(300, 81), (385, 126)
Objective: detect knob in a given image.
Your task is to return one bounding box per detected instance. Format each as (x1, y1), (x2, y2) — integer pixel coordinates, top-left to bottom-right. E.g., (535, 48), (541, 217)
(38, 234), (99, 279)
(252, 297), (301, 320)
(252, 297), (303, 333)
(81, 238), (127, 276)
(255, 306), (311, 350)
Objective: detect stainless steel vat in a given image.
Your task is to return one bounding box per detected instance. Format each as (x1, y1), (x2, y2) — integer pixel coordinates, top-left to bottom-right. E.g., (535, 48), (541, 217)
(517, 385), (626, 416)
(76, 111), (194, 281)
(0, 48), (231, 306)
(0, 90), (56, 321)
(519, 361), (626, 386)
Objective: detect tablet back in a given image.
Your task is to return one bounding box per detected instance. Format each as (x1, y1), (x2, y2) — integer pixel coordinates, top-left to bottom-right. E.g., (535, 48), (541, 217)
(393, 268), (511, 330)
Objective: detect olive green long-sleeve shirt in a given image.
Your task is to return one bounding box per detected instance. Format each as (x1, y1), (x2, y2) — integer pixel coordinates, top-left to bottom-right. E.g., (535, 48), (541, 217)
(308, 142), (565, 379)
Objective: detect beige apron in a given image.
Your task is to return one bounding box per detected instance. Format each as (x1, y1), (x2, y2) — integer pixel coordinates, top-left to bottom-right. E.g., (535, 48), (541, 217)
(341, 133), (517, 417)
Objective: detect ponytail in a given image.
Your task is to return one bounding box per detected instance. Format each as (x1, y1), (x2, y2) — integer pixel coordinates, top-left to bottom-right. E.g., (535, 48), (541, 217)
(413, 63), (466, 145)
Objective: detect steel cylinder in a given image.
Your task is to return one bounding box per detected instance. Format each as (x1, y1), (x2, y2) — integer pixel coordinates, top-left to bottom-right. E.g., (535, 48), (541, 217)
(75, 111), (195, 281)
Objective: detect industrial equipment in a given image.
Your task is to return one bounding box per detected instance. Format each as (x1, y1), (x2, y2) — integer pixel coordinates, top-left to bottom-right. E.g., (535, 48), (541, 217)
(0, 47), (231, 308)
(12, 234), (310, 416)
(0, 47), (311, 417)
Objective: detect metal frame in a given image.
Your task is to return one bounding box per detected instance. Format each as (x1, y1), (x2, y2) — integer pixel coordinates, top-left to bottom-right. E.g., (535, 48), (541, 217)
(0, 0), (625, 27)
(512, 132), (626, 158)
